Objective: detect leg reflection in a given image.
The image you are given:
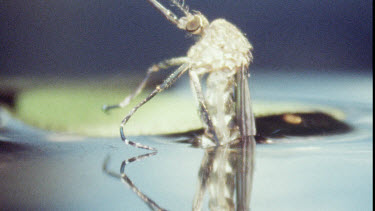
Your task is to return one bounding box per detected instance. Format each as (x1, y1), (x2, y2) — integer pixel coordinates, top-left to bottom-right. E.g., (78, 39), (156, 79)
(102, 152), (167, 211)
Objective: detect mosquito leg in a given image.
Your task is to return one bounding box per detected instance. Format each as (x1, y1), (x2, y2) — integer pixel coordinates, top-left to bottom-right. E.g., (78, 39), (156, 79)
(193, 147), (217, 210)
(102, 154), (166, 211)
(189, 71), (219, 145)
(102, 57), (188, 113)
(120, 151), (157, 173)
(120, 63), (189, 151)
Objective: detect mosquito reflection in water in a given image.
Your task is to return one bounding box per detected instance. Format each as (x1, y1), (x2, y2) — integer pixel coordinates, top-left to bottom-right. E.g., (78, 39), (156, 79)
(102, 151), (164, 211)
(193, 135), (256, 211)
(102, 135), (255, 211)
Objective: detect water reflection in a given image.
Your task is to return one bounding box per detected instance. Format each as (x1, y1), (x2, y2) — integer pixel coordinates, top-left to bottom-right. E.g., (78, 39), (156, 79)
(193, 136), (256, 211)
(103, 135), (256, 211)
(101, 112), (354, 210)
(102, 152), (164, 211)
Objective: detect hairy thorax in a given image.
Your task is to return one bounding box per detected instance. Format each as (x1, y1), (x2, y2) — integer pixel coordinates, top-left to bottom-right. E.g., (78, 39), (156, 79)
(187, 19), (253, 74)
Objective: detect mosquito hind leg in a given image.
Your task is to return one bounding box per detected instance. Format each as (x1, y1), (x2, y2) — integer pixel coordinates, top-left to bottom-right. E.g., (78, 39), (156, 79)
(120, 63), (189, 150)
(189, 71), (220, 145)
(102, 57), (188, 113)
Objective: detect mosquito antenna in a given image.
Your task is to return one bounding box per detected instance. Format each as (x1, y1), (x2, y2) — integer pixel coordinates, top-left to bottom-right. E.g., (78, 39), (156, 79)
(169, 0), (189, 15)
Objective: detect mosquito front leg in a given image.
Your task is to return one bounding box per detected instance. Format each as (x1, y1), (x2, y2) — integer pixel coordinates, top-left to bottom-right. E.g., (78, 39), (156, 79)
(120, 63), (189, 151)
(102, 57), (188, 113)
(189, 71), (219, 145)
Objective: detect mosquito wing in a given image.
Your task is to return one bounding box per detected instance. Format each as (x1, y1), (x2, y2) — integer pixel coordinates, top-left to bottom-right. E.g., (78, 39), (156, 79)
(236, 66), (257, 137)
(235, 66), (256, 208)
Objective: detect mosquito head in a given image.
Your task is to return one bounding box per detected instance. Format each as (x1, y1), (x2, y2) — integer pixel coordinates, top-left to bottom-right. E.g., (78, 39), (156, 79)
(146, 0), (209, 35)
(178, 12), (209, 35)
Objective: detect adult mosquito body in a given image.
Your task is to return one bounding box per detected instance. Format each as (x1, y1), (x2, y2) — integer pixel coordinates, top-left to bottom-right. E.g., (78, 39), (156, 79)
(103, 0), (256, 150)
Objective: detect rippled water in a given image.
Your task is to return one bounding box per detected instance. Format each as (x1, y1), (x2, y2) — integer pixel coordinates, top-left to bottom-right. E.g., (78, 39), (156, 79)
(0, 70), (372, 210)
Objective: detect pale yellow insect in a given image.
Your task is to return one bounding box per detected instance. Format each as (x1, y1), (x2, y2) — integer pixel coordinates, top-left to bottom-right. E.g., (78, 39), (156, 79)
(103, 0), (256, 150)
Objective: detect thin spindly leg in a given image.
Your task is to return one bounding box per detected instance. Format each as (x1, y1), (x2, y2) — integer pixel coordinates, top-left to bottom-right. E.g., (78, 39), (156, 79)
(119, 152), (157, 173)
(103, 57), (188, 112)
(102, 154), (166, 211)
(120, 63), (189, 151)
(189, 71), (219, 145)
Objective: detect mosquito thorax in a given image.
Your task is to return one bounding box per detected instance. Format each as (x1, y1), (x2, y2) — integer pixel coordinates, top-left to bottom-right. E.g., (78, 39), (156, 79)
(187, 19), (253, 72)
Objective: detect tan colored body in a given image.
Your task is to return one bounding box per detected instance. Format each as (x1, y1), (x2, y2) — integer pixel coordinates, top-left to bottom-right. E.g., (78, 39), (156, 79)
(187, 19), (253, 144)
(188, 19), (253, 73)
(104, 1), (256, 148)
(103, 1), (256, 210)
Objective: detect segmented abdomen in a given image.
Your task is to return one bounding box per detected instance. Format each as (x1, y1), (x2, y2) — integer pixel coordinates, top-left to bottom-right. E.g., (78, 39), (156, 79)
(205, 68), (240, 144)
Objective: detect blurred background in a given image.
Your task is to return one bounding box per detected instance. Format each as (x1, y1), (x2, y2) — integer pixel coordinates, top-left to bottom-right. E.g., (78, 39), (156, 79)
(0, 2), (372, 210)
(0, 0), (373, 78)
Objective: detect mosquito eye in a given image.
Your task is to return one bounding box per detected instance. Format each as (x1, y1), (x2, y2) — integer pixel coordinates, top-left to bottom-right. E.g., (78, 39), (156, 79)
(186, 16), (201, 32)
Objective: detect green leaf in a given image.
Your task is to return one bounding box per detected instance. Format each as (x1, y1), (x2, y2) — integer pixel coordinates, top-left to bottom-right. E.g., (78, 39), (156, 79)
(11, 82), (345, 137)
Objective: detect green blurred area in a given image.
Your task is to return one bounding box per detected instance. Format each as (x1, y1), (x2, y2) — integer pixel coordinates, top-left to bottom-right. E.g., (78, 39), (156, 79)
(15, 84), (202, 137)
(0, 76), (345, 137)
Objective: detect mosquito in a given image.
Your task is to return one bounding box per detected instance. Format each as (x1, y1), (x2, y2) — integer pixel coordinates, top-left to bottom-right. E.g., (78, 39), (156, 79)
(103, 0), (256, 150)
